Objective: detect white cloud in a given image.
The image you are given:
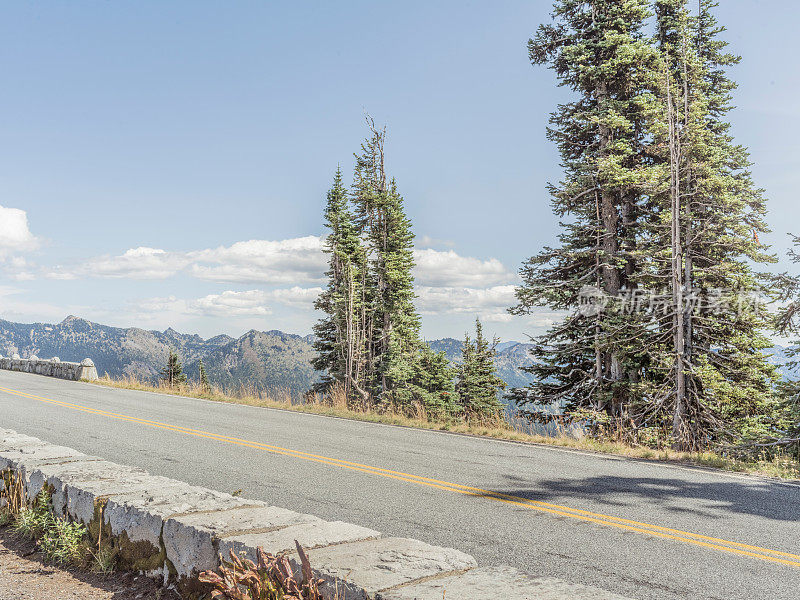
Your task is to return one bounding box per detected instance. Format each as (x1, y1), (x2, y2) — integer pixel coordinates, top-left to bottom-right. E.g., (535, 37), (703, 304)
(49, 237), (516, 292)
(416, 235), (455, 249)
(413, 249), (515, 287)
(0, 206), (38, 260)
(188, 237), (327, 284)
(191, 290), (273, 317)
(131, 287), (323, 320)
(49, 247), (190, 280)
(49, 236), (328, 284)
(3, 257), (35, 281)
(267, 286), (324, 308)
(415, 285), (517, 315)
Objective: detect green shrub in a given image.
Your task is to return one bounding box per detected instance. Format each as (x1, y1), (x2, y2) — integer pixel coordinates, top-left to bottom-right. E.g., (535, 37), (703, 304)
(14, 492), (55, 539)
(39, 517), (87, 565)
(12, 489), (88, 565)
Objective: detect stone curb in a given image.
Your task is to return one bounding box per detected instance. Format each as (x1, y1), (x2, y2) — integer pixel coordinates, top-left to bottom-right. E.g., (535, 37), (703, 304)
(0, 429), (631, 599)
(0, 355), (98, 381)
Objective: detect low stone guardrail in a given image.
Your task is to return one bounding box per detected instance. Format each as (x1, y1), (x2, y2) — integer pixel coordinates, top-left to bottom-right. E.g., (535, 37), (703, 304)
(0, 429), (630, 599)
(0, 355), (98, 381)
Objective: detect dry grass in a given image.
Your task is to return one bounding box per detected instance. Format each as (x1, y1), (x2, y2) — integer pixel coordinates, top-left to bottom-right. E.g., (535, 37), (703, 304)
(89, 375), (800, 481)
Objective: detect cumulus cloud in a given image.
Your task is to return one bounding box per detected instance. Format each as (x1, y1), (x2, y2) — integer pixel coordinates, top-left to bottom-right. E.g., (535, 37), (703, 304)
(188, 237), (326, 284)
(48, 247), (190, 280)
(267, 286), (324, 308)
(132, 287), (324, 320)
(42, 233), (528, 328)
(0, 205), (38, 259)
(191, 290), (273, 317)
(49, 237), (517, 292)
(415, 285), (517, 315)
(416, 235), (455, 249)
(413, 249), (515, 287)
(49, 236), (328, 284)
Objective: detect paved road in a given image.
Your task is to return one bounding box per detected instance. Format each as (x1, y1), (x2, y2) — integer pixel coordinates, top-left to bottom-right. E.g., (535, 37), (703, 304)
(1, 370), (798, 600)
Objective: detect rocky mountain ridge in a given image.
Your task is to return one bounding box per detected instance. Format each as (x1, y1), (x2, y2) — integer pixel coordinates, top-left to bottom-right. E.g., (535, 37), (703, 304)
(0, 316), (535, 399)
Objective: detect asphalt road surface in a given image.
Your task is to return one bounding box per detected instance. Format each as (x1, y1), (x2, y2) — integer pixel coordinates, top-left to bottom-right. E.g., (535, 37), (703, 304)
(1, 369), (798, 600)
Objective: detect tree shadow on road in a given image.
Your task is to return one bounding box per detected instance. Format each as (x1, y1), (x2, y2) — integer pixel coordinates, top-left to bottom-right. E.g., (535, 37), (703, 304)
(477, 472), (800, 522)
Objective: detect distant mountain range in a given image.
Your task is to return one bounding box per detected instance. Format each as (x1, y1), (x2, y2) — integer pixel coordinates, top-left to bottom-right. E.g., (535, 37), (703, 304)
(0, 316), (536, 400)
(3, 316), (795, 401)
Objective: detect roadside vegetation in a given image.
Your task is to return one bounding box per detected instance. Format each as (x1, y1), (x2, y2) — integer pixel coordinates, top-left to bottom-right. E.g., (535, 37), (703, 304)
(199, 543), (325, 600)
(0, 471), (110, 572)
(0, 466), (327, 600)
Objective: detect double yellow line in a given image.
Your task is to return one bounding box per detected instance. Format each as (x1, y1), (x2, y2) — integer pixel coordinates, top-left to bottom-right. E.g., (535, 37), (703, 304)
(2, 384), (798, 568)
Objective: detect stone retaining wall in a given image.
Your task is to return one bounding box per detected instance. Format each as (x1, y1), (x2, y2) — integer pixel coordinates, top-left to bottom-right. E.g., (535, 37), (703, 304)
(0, 356), (98, 381)
(0, 429), (629, 600)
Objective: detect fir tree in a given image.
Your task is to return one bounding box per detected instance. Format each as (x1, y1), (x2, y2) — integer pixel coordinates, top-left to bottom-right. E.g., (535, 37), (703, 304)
(312, 168), (369, 403)
(311, 120), (447, 416)
(511, 0), (658, 427)
(512, 0), (778, 451)
(198, 358), (210, 393)
(410, 345), (456, 416)
(639, 0), (778, 449)
(161, 350), (186, 387)
(766, 236), (800, 455)
(456, 319), (505, 418)
(351, 120), (422, 407)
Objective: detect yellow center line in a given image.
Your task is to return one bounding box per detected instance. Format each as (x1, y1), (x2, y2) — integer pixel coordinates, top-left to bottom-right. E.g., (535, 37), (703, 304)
(2, 385), (798, 568)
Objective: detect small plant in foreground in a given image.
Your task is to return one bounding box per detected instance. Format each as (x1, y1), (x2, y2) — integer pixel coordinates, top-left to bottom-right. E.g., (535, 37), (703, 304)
(90, 545), (118, 574)
(11, 489), (88, 565)
(14, 491), (55, 539)
(39, 517), (88, 564)
(199, 541), (325, 600)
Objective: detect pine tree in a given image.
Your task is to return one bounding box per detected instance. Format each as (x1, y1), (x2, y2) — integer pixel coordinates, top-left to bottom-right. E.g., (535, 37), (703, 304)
(511, 0), (658, 427)
(161, 350), (186, 387)
(311, 120), (447, 416)
(765, 236), (800, 455)
(456, 319), (505, 418)
(312, 168), (369, 403)
(198, 358), (210, 393)
(512, 0), (778, 451)
(351, 120), (422, 408)
(639, 0), (778, 449)
(410, 345), (456, 416)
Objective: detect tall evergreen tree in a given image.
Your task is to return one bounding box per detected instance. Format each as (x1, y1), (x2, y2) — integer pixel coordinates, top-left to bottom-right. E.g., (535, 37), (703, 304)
(510, 0), (658, 427)
(351, 120), (422, 407)
(512, 0), (777, 451)
(639, 0), (778, 449)
(311, 120), (451, 416)
(312, 168), (369, 403)
(161, 350), (186, 387)
(456, 319), (505, 418)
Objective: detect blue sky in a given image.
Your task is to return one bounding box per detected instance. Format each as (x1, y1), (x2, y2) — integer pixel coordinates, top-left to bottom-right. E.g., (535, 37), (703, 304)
(1, 1), (798, 342)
